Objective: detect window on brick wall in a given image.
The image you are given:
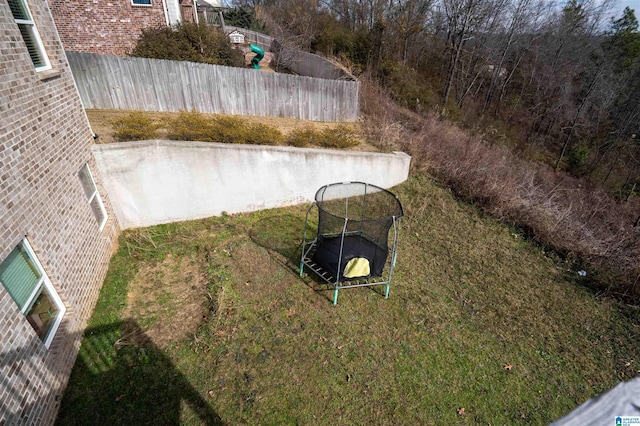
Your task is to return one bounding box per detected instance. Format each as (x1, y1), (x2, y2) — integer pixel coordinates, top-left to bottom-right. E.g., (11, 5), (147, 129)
(8, 0), (51, 71)
(0, 239), (66, 348)
(131, 0), (152, 5)
(79, 164), (108, 231)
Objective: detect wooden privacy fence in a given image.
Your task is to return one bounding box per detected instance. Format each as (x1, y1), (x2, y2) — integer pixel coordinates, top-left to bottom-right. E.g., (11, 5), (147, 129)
(270, 40), (355, 81)
(219, 27), (356, 81)
(66, 51), (359, 122)
(200, 25), (356, 81)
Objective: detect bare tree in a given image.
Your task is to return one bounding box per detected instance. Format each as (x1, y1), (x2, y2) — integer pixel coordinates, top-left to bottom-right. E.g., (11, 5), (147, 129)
(440, 0), (482, 114)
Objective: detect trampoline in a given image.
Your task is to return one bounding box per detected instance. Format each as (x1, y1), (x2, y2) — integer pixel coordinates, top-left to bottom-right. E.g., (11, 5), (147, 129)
(300, 182), (404, 304)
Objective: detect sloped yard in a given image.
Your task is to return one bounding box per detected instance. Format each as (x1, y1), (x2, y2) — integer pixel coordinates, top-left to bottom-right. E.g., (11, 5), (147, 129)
(56, 176), (639, 425)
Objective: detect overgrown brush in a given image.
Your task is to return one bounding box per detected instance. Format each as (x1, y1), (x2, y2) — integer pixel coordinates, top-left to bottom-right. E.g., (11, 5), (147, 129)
(360, 78), (640, 303)
(379, 60), (437, 112)
(112, 112), (161, 141)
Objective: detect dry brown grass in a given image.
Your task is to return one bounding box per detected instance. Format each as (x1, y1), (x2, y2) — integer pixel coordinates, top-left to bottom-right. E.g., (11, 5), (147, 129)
(121, 254), (207, 349)
(360, 78), (640, 302)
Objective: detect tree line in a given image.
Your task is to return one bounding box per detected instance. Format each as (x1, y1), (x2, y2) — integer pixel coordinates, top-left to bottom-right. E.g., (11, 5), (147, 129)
(238, 0), (640, 197)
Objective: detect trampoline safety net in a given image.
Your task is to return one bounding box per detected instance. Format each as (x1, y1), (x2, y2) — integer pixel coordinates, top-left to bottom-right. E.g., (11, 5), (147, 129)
(300, 182), (404, 304)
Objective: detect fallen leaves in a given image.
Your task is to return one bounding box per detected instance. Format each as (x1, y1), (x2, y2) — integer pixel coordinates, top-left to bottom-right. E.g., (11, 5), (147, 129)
(457, 407), (465, 415)
(504, 364), (513, 371)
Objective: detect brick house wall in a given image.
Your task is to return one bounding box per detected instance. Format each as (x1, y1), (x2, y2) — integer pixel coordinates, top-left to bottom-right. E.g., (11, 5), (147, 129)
(0, 0), (119, 424)
(49, 0), (195, 57)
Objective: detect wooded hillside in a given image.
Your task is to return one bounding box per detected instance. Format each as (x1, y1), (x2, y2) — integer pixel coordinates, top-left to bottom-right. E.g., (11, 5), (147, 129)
(245, 0), (640, 194)
(228, 0), (640, 302)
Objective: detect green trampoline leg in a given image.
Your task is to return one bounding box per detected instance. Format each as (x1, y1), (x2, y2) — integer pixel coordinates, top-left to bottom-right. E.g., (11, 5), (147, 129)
(333, 288), (339, 305)
(385, 284), (390, 298)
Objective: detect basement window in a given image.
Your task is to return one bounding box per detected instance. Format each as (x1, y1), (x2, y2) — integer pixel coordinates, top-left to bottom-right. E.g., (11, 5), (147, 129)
(131, 0), (152, 5)
(8, 0), (51, 71)
(79, 164), (108, 231)
(0, 239), (66, 348)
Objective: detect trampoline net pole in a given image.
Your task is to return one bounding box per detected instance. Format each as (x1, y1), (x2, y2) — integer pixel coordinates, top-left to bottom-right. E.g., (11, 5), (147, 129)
(361, 183), (368, 228)
(336, 217), (349, 284)
(387, 215), (400, 293)
(344, 185), (349, 220)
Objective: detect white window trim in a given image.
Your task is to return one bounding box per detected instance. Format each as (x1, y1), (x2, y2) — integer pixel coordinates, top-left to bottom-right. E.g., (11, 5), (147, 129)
(19, 239), (66, 348)
(12, 0), (52, 72)
(80, 164), (108, 232)
(131, 0), (153, 6)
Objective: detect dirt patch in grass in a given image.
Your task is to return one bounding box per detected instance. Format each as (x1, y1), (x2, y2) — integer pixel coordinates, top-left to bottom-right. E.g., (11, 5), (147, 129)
(122, 253), (207, 349)
(85, 109), (379, 152)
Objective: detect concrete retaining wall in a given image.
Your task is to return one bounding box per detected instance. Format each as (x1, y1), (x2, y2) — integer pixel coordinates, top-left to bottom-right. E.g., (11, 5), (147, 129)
(92, 141), (411, 229)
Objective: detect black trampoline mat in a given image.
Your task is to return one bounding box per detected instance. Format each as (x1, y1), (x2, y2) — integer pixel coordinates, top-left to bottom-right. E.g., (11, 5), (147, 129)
(312, 235), (388, 280)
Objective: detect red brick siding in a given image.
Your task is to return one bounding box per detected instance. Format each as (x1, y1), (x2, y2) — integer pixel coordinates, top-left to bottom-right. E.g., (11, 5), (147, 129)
(49, 0), (167, 56)
(181, 2), (195, 23)
(0, 0), (120, 424)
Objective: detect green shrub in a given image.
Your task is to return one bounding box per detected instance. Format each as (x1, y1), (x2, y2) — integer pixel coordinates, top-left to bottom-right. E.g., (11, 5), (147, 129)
(112, 112), (161, 141)
(286, 126), (318, 147)
(241, 123), (283, 145)
(166, 111), (283, 145)
(285, 125), (360, 148)
(318, 125), (360, 148)
(167, 110), (214, 141)
(131, 23), (244, 67)
(164, 111), (356, 148)
(209, 115), (247, 143)
(130, 26), (192, 62)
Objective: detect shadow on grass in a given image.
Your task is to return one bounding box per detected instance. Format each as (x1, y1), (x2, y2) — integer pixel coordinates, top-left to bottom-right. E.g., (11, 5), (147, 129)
(56, 319), (224, 425)
(249, 213), (338, 302)
(249, 214), (308, 263)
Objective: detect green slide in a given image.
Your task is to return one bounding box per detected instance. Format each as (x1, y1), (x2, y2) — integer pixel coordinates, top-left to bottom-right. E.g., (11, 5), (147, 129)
(249, 44), (264, 69)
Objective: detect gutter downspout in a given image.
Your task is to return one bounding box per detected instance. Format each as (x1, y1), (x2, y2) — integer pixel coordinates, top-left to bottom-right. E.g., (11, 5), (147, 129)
(193, 0), (199, 24)
(161, 0), (170, 26)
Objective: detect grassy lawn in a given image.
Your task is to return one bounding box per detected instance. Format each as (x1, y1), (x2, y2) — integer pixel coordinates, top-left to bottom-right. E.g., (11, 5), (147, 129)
(56, 175), (639, 425)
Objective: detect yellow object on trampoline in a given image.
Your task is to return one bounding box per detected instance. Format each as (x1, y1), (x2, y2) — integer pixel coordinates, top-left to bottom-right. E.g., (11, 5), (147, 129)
(343, 257), (370, 279)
